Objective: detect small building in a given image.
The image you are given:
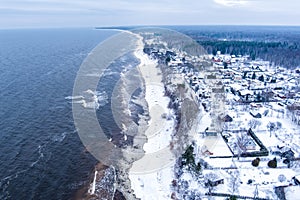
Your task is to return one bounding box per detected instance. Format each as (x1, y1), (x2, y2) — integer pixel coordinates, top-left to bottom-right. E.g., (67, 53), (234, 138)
(240, 89), (254, 96)
(205, 179), (224, 187)
(204, 128), (218, 136)
(250, 103), (263, 108)
(223, 114), (233, 122)
(205, 131), (218, 136)
(250, 111), (262, 118)
(292, 175), (300, 185)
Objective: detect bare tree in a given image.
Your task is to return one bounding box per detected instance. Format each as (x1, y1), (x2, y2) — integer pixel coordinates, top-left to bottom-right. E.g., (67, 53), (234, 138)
(228, 170), (240, 195)
(235, 133), (248, 159)
(204, 172), (219, 194)
(248, 119), (261, 129)
(267, 122), (276, 137)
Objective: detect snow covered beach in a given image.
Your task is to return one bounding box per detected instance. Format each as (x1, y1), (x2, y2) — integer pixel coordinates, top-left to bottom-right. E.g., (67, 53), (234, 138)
(128, 34), (176, 199)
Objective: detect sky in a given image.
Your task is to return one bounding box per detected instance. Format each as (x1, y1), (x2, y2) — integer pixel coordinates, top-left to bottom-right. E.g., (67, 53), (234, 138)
(1, 0), (300, 28)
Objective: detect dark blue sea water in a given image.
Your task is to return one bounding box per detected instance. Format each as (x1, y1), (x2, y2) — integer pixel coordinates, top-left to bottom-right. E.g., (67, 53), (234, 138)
(0, 28), (118, 200)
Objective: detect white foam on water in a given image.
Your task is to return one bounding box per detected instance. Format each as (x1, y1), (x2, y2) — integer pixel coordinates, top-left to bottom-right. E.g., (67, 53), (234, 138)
(64, 95), (84, 100)
(96, 91), (109, 108)
(52, 132), (67, 143)
(85, 73), (102, 77)
(30, 145), (44, 167)
(66, 90), (108, 109)
(103, 68), (119, 76)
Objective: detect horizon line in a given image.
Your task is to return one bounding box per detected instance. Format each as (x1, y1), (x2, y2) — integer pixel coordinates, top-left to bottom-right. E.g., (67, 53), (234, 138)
(1, 24), (300, 30)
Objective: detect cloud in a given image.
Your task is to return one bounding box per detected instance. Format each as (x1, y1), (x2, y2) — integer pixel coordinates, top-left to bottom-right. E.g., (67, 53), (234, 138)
(0, 0), (300, 28)
(214, 0), (249, 7)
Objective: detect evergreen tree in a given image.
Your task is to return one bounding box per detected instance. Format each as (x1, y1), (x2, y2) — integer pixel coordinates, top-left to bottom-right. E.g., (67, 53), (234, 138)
(268, 158), (277, 168)
(258, 75), (264, 82)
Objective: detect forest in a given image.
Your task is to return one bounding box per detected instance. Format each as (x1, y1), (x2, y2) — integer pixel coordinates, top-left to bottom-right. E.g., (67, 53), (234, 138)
(174, 25), (300, 69)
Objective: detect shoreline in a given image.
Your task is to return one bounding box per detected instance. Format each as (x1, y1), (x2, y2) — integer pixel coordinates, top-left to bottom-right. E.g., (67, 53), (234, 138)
(127, 32), (176, 199)
(74, 30), (179, 200)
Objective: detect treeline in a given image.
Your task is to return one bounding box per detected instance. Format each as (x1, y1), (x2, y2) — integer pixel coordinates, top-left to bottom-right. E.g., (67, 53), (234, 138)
(98, 26), (300, 69)
(173, 26), (300, 69)
(198, 40), (300, 69)
(199, 40), (282, 56)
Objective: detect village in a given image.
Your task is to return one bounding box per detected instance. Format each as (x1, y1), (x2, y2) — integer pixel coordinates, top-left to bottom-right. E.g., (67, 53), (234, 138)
(143, 46), (300, 199)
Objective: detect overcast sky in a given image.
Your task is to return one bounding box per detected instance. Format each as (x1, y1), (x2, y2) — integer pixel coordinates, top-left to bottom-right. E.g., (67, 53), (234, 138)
(1, 0), (300, 28)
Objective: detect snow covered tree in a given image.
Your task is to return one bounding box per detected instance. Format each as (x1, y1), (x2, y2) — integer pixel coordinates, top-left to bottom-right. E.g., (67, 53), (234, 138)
(242, 72), (247, 79)
(258, 75), (264, 82)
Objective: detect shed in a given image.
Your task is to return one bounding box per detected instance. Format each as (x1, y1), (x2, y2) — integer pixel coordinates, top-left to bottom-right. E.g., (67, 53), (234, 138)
(223, 114), (233, 122)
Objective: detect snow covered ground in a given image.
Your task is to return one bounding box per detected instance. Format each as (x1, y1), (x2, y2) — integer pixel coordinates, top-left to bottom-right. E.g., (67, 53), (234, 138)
(175, 89), (300, 199)
(193, 112), (233, 158)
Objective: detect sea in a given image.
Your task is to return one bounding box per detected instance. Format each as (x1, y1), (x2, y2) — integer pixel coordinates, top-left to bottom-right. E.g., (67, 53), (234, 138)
(0, 28), (128, 200)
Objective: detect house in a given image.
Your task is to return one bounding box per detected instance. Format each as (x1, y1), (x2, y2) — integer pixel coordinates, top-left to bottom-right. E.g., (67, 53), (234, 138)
(205, 128), (218, 136)
(240, 89), (254, 96)
(233, 95), (242, 102)
(224, 114), (233, 122)
(212, 86), (224, 93)
(166, 50), (176, 58)
(205, 131), (218, 136)
(250, 111), (262, 118)
(205, 179), (224, 187)
(250, 103), (263, 108)
(220, 114), (233, 122)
